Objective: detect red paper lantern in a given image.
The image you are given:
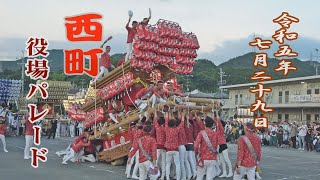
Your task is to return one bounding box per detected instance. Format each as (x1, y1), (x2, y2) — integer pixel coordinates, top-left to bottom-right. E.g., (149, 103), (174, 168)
(164, 38), (170, 47)
(158, 21), (167, 37)
(133, 49), (143, 59)
(144, 25), (151, 41)
(131, 57), (138, 68)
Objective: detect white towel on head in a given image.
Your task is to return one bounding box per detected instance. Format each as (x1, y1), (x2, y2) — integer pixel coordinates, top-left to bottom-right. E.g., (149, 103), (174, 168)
(149, 8), (152, 17)
(128, 10), (133, 17)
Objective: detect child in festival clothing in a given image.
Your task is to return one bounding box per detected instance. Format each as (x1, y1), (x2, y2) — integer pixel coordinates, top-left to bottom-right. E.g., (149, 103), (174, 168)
(62, 136), (91, 165)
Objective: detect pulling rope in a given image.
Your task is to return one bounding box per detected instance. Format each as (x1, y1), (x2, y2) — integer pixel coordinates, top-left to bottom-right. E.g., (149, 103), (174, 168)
(94, 79), (101, 139)
(186, 75), (190, 128)
(121, 63), (138, 109)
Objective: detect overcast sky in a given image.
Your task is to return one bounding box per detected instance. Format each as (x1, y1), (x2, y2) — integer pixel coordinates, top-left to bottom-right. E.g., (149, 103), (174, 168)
(1, 0), (320, 64)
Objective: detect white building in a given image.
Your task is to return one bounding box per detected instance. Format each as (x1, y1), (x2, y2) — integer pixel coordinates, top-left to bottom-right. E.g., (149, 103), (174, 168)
(221, 75), (320, 124)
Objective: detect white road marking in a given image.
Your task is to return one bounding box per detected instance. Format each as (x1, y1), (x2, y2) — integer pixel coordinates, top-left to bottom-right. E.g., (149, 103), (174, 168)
(268, 172), (289, 176)
(291, 161), (320, 165)
(7, 143), (24, 150)
(93, 168), (115, 173)
(265, 155), (289, 160)
(307, 173), (320, 177)
(84, 164), (115, 173)
(268, 172), (306, 179)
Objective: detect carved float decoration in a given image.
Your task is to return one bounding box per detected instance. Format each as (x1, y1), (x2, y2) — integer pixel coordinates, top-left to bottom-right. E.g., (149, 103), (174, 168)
(68, 103), (86, 121)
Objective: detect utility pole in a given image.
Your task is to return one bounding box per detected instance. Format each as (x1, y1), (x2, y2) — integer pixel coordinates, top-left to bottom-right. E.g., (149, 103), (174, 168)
(21, 50), (25, 97)
(185, 75), (190, 92)
(218, 68), (227, 100)
(311, 48), (320, 75)
(17, 50), (25, 98)
(315, 49), (319, 76)
(252, 32), (256, 53)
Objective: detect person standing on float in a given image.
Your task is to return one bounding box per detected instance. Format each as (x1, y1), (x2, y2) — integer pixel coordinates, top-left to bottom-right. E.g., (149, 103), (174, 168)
(125, 10), (138, 61)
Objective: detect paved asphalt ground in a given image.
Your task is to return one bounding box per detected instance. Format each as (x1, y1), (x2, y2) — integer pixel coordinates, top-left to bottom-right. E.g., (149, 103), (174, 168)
(0, 136), (320, 180)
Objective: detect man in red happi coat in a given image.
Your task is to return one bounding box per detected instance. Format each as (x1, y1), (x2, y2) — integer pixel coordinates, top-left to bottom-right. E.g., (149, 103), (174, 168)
(234, 122), (261, 180)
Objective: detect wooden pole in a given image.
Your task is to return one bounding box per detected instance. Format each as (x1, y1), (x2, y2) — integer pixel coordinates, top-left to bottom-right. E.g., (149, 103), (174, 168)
(98, 101), (216, 137)
(94, 61), (131, 89)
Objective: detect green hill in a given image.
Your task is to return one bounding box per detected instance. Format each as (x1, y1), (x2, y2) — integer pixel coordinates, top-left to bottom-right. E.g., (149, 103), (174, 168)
(0, 50), (318, 93)
(177, 59), (218, 92)
(219, 52), (316, 85)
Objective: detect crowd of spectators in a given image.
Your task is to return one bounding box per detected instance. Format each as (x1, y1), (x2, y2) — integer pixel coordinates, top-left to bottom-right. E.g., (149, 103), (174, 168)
(224, 120), (320, 152)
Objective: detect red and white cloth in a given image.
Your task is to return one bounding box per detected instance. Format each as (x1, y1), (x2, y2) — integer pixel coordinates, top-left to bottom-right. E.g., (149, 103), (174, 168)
(236, 134), (261, 167)
(194, 128), (218, 161)
(185, 122), (195, 144)
(25, 113), (34, 136)
(71, 132), (89, 148)
(164, 117), (179, 151)
(126, 24), (137, 43)
(178, 125), (187, 146)
(131, 129), (144, 148)
(100, 52), (111, 69)
(214, 118), (227, 145)
(0, 124), (7, 135)
(72, 141), (91, 153)
(153, 117), (166, 149)
(129, 136), (157, 163)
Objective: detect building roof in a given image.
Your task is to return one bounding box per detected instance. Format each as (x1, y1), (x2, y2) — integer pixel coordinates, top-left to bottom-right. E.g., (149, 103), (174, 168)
(187, 90), (228, 99)
(212, 92), (229, 99)
(187, 90), (214, 98)
(221, 75), (320, 89)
